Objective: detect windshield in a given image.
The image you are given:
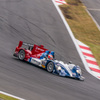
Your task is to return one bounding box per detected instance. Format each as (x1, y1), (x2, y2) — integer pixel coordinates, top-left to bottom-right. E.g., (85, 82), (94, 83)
(68, 64), (75, 70)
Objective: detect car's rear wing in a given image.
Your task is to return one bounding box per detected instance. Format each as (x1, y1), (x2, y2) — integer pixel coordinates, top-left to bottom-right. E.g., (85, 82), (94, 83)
(18, 41), (33, 48)
(23, 42), (33, 47)
(17, 41), (48, 54)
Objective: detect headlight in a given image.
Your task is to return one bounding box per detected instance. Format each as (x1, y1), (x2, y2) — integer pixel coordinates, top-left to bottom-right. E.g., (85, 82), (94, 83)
(76, 69), (81, 74)
(55, 65), (61, 71)
(57, 66), (61, 71)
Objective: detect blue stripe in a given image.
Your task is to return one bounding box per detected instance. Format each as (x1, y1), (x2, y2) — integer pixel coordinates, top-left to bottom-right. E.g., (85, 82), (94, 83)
(29, 57), (32, 63)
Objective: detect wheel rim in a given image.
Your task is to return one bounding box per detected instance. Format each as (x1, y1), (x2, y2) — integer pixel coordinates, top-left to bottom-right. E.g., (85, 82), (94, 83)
(18, 50), (25, 60)
(47, 62), (54, 72)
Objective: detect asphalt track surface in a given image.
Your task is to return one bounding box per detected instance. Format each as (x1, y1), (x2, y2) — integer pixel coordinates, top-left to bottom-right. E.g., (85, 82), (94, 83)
(0, 0), (100, 100)
(82, 0), (100, 27)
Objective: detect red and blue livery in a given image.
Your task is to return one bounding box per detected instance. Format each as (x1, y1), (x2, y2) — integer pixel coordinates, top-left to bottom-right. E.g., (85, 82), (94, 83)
(13, 41), (85, 81)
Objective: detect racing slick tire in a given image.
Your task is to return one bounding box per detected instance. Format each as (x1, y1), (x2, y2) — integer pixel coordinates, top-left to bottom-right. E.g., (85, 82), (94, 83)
(46, 62), (54, 73)
(18, 49), (25, 60)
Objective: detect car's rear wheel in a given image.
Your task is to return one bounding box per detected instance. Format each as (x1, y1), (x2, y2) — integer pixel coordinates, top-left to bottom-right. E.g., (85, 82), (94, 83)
(46, 62), (54, 73)
(18, 50), (25, 60)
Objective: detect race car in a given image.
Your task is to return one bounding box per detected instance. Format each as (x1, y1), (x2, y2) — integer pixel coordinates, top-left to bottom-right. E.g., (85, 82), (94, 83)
(13, 41), (85, 81)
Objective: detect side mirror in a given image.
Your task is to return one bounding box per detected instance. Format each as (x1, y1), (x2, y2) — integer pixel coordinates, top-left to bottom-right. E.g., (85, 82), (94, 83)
(69, 61), (72, 64)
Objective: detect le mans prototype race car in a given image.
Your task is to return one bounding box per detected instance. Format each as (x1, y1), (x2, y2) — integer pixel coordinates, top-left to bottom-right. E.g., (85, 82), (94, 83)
(13, 41), (85, 81)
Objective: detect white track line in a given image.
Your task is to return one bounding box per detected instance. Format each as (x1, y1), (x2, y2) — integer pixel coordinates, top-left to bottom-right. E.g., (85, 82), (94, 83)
(85, 8), (100, 31)
(87, 8), (100, 11)
(0, 91), (25, 100)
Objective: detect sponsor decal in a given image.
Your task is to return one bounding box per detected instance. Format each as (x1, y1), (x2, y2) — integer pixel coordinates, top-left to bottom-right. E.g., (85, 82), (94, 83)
(42, 61), (46, 65)
(37, 53), (43, 57)
(41, 61), (47, 68)
(31, 58), (41, 65)
(36, 47), (44, 52)
(42, 65), (46, 68)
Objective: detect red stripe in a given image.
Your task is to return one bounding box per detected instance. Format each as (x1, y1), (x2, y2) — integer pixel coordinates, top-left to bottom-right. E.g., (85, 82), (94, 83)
(79, 45), (90, 50)
(86, 59), (98, 65)
(58, 0), (64, 1)
(89, 67), (100, 73)
(55, 0), (65, 1)
(55, 1), (67, 4)
(82, 52), (94, 58)
(97, 76), (100, 78)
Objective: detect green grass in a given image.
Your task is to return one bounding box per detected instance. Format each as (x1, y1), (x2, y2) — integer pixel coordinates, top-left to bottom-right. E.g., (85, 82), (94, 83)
(59, 0), (100, 66)
(0, 93), (18, 100)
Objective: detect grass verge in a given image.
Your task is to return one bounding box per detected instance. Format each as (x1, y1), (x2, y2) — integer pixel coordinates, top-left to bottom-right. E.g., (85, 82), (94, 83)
(0, 93), (18, 100)
(59, 0), (100, 66)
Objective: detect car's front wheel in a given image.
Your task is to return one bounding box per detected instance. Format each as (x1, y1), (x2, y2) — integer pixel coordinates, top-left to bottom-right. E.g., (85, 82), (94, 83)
(46, 62), (54, 73)
(18, 49), (25, 60)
